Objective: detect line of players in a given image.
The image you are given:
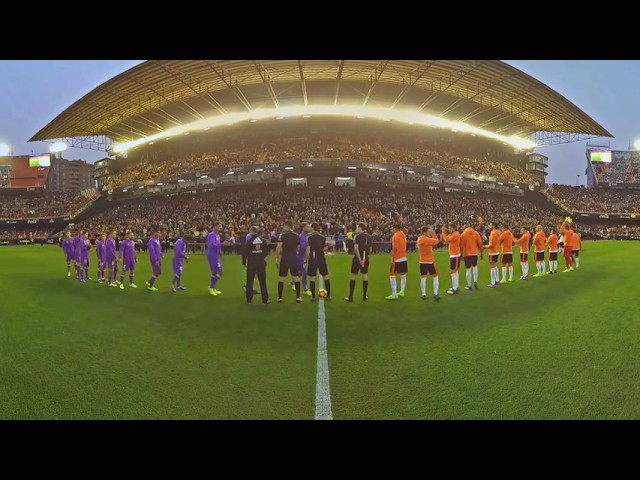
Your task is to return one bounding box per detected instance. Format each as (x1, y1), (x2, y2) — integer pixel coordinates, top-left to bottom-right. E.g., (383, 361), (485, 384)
(59, 218), (582, 303)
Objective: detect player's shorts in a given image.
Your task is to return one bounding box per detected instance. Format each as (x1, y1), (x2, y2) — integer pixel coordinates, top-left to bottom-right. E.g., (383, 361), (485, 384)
(152, 262), (162, 276)
(173, 260), (183, 275)
(520, 252), (528, 263)
(106, 258), (116, 269)
(573, 249), (580, 258)
(208, 256), (222, 275)
(278, 256), (299, 277)
(489, 253), (499, 264)
(390, 260), (408, 275)
(501, 253), (513, 264)
(535, 251), (545, 262)
(449, 256), (461, 271)
(78, 256), (89, 267)
(308, 258), (328, 277)
(420, 263), (438, 276)
(65, 253), (73, 262)
(463, 255), (478, 268)
(296, 254), (306, 271)
(351, 257), (370, 274)
(564, 246), (574, 258)
(123, 260), (136, 272)
(549, 251), (558, 261)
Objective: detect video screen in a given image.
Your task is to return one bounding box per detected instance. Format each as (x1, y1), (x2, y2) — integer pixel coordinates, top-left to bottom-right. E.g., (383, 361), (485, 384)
(29, 154), (51, 168)
(589, 150), (612, 163)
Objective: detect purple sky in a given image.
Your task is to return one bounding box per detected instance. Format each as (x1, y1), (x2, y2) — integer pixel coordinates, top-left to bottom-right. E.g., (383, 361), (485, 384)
(0, 60), (632, 185)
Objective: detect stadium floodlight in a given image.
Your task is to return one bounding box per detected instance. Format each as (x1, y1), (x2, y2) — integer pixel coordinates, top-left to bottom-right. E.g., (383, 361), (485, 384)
(634, 139), (640, 150)
(112, 105), (538, 154)
(0, 143), (10, 156)
(49, 142), (68, 153)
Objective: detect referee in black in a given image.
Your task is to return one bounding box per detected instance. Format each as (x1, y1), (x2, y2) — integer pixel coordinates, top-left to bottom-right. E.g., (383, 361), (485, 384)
(242, 225), (270, 304)
(307, 222), (331, 302)
(345, 222), (372, 302)
(276, 220), (302, 303)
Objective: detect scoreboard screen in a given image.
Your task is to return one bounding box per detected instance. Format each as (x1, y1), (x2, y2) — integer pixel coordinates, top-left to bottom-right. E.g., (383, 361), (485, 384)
(589, 150), (611, 163)
(29, 154), (51, 167)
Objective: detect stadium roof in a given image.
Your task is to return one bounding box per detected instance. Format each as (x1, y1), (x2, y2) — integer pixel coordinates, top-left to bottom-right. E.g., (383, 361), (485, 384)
(30, 60), (612, 151)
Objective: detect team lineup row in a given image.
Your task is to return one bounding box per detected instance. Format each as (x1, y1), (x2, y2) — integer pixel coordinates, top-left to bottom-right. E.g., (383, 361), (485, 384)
(60, 220), (582, 303)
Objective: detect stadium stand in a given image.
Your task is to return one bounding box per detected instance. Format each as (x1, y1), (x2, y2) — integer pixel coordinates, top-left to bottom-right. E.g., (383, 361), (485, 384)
(76, 187), (561, 244)
(104, 136), (538, 189)
(0, 192), (96, 219)
(544, 184), (640, 214)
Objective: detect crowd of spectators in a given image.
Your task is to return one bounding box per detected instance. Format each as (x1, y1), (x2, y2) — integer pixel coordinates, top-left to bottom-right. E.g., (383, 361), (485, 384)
(0, 192), (95, 219)
(78, 186), (562, 245)
(0, 229), (52, 241)
(593, 151), (640, 185)
(105, 135), (537, 189)
(544, 184), (640, 213)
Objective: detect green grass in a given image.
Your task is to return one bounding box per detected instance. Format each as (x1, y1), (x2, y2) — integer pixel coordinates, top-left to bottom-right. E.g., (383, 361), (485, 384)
(1, 241), (639, 419)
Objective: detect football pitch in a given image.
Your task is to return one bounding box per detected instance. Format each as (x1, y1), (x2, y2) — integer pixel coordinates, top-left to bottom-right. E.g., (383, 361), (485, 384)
(1, 240), (639, 420)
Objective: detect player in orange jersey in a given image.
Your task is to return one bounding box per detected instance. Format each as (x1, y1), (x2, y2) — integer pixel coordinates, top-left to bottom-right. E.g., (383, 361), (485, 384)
(417, 226), (441, 301)
(546, 228), (559, 274)
(560, 221), (575, 272)
(514, 228), (531, 280)
(532, 225), (547, 277)
(441, 223), (461, 295)
(460, 224), (484, 291)
(573, 227), (582, 269)
(498, 227), (516, 283)
(484, 222), (502, 288)
(386, 224), (408, 300)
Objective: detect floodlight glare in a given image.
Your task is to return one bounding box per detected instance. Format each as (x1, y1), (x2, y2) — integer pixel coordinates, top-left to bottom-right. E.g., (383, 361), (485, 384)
(112, 105), (537, 154)
(0, 143), (10, 156)
(49, 142), (68, 153)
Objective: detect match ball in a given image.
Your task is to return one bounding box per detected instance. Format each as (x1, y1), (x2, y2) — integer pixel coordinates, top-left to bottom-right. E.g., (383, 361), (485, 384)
(318, 289), (328, 298)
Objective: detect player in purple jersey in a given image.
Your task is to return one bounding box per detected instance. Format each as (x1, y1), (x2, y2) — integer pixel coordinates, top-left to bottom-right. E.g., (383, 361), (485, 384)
(96, 233), (107, 283)
(206, 222), (223, 296)
(171, 234), (189, 292)
(118, 231), (138, 289)
(146, 227), (163, 292)
(291, 223), (312, 296)
(105, 230), (118, 287)
(74, 230), (88, 282)
(62, 231), (74, 277)
(83, 236), (92, 281)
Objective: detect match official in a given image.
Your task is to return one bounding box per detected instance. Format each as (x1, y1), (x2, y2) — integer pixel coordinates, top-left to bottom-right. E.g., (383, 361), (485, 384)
(243, 226), (270, 304)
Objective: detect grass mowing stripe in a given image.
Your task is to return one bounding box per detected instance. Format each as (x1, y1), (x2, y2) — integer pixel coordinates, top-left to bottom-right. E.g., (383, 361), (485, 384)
(315, 276), (333, 420)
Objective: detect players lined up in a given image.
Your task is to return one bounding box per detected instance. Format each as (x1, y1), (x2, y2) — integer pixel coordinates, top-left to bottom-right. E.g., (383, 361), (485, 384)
(60, 219), (581, 303)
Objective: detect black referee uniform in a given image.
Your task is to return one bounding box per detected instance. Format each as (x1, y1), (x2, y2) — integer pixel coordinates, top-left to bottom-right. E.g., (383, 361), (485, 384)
(346, 231), (372, 301)
(307, 231), (330, 300)
(242, 233), (270, 304)
(277, 230), (301, 300)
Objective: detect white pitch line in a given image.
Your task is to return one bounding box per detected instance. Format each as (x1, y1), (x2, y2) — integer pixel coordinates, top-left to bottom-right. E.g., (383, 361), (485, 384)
(315, 277), (333, 420)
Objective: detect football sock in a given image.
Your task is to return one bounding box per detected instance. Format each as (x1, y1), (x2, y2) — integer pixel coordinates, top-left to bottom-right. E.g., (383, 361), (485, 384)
(575, 257), (579, 268)
(390, 276), (397, 295)
(420, 277), (426, 296)
(400, 275), (406, 294)
(473, 266), (479, 283)
(149, 275), (156, 287)
(210, 275), (220, 289)
(324, 279), (331, 297)
(278, 281), (284, 298)
(349, 279), (356, 299)
(509, 266), (513, 280)
(433, 277), (439, 296)
(295, 281), (301, 298)
(129, 274), (134, 285)
(466, 269), (472, 287)
(310, 280), (316, 297)
(452, 272), (459, 290)
(362, 280), (368, 298)
(502, 267), (507, 281)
